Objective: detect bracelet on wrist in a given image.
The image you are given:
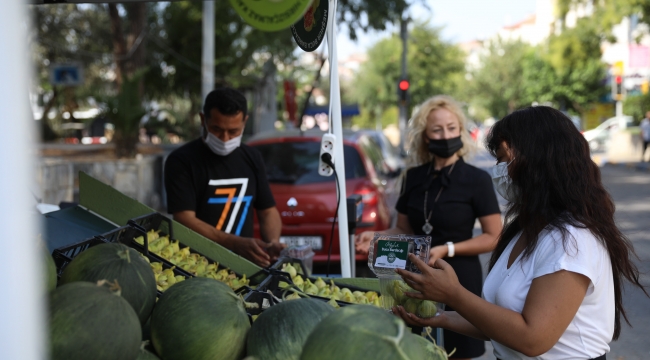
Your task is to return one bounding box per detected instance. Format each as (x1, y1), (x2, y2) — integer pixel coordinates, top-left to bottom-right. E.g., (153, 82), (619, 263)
(446, 241), (455, 258)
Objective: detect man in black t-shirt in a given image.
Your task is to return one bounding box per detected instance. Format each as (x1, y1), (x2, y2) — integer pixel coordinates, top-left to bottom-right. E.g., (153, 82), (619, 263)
(164, 88), (284, 267)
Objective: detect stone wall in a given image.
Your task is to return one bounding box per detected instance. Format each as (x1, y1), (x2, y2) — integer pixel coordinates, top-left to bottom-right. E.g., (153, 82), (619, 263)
(36, 160), (74, 205)
(36, 155), (164, 210)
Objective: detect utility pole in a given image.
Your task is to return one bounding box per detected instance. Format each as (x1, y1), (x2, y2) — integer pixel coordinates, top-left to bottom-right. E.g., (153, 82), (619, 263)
(1, 2), (45, 359)
(201, 1), (215, 103)
(398, 16), (409, 153)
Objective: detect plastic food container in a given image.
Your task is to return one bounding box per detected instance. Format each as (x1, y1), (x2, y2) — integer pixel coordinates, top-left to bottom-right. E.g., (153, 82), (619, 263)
(367, 233), (444, 317)
(367, 233), (431, 276)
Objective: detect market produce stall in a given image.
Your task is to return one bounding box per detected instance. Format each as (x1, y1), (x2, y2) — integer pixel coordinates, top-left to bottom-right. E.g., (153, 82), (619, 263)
(42, 172), (448, 360)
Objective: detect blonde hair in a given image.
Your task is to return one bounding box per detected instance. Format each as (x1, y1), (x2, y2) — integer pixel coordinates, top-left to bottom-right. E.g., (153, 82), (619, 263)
(405, 95), (476, 167)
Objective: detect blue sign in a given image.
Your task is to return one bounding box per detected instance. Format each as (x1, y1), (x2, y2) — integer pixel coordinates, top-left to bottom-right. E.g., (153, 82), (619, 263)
(50, 64), (83, 86)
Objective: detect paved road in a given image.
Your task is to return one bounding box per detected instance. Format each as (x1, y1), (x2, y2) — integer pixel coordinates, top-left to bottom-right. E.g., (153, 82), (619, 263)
(466, 153), (650, 359)
(600, 164), (650, 360)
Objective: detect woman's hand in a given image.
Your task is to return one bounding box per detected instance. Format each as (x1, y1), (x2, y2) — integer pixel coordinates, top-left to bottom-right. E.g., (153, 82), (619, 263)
(355, 231), (375, 255)
(392, 305), (448, 328)
(428, 245), (448, 265)
(396, 253), (462, 305)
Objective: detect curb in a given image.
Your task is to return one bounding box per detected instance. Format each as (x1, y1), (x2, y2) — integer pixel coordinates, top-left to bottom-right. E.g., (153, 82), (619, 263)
(603, 161), (650, 172)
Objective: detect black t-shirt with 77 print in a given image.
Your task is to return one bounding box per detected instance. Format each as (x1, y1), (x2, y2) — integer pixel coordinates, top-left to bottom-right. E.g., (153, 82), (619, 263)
(164, 138), (276, 238)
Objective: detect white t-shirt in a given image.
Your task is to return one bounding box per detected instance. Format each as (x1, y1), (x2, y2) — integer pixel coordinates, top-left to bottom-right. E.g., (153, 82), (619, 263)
(482, 225), (614, 359)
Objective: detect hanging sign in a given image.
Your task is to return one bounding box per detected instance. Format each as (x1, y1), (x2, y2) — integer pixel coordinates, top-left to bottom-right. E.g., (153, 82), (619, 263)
(290, 0), (328, 52)
(50, 63), (83, 86)
(229, 0), (313, 32)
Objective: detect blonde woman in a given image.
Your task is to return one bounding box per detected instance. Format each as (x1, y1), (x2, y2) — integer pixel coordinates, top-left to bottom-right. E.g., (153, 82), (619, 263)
(356, 95), (502, 359)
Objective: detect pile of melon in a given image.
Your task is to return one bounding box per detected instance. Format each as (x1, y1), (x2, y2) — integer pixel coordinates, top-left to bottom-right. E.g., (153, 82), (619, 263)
(44, 241), (448, 360)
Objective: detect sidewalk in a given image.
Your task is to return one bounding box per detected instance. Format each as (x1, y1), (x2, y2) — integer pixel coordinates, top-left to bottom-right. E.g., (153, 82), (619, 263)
(592, 153), (650, 172)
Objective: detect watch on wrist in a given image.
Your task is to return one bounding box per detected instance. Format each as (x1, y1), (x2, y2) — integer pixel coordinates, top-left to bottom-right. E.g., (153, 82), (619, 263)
(446, 242), (455, 258)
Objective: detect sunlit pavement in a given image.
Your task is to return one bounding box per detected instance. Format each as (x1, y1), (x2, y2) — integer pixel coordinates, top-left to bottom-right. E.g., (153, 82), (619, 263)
(468, 149), (650, 360)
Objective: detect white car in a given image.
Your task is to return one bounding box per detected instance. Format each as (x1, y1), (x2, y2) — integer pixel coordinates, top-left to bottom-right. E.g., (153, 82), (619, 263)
(583, 116), (633, 152)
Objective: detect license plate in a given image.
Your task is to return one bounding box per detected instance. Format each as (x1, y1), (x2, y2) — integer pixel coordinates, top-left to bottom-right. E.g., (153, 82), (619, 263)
(279, 236), (322, 251)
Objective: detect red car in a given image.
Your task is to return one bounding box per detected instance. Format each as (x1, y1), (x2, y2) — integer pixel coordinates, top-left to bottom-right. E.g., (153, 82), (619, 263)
(247, 129), (403, 265)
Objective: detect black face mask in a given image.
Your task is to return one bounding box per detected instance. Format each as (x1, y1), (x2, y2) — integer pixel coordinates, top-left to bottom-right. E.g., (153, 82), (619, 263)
(427, 136), (463, 158)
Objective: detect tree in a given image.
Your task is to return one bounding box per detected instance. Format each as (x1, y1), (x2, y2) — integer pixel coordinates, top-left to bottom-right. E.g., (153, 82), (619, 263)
(30, 1), (428, 146)
(103, 71), (147, 158)
(523, 18), (607, 115)
(556, 0), (649, 37)
(29, 4), (113, 141)
(463, 18), (607, 120)
(152, 1), (426, 127)
(337, 0), (418, 40)
(352, 21), (465, 128)
(464, 38), (532, 120)
(623, 93), (650, 122)
(108, 3), (149, 90)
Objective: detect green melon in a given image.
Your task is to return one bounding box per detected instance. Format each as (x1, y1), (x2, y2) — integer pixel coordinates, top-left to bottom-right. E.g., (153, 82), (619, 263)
(60, 242), (156, 324)
(300, 305), (430, 360)
(409, 333), (448, 359)
(247, 298), (334, 360)
(49, 281), (141, 360)
(44, 246), (57, 292)
(150, 277), (250, 360)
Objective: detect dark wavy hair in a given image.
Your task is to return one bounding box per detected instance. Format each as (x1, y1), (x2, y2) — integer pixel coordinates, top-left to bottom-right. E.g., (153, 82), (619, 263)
(485, 106), (647, 340)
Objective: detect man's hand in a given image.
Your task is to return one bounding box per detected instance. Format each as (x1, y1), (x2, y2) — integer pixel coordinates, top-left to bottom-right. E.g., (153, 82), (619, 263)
(355, 231), (375, 255)
(266, 242), (286, 262)
(233, 238), (272, 267)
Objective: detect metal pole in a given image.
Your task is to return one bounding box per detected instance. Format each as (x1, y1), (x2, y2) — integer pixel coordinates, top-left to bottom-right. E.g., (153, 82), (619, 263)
(0, 2), (45, 359)
(398, 16), (409, 153)
(202, 1), (215, 103)
(326, 0), (351, 278)
(349, 234), (356, 277)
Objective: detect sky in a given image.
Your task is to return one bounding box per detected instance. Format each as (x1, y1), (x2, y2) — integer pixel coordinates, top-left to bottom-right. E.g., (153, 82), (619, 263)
(337, 0), (538, 58)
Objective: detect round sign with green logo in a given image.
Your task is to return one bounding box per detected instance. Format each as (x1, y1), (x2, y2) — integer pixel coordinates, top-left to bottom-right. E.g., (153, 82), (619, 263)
(387, 252), (396, 264)
(229, 0), (314, 32)
(291, 0), (328, 52)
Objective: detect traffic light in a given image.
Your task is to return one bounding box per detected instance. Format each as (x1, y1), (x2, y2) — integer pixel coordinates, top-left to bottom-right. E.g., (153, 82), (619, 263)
(398, 79), (409, 102)
(612, 75), (624, 101)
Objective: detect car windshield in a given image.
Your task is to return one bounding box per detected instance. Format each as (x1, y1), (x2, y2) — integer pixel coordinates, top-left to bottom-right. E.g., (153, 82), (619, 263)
(252, 141), (366, 185)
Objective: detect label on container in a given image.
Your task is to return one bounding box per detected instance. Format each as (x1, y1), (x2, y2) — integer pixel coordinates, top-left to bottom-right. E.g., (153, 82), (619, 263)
(374, 240), (409, 269)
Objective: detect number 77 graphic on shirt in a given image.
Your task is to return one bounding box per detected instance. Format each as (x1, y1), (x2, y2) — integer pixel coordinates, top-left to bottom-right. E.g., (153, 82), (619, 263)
(207, 178), (249, 234)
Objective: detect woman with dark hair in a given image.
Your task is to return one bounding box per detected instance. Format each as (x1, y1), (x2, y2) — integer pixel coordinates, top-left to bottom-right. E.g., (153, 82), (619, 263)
(393, 106), (648, 359)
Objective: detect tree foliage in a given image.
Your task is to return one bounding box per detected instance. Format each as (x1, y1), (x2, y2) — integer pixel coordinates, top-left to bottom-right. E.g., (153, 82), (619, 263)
(528, 18), (608, 113)
(29, 4), (113, 140)
(463, 38), (532, 120)
(337, 0), (424, 40)
(462, 17), (607, 120)
(556, 0), (650, 36)
(30, 1), (429, 145)
(352, 21), (464, 128)
(623, 93), (650, 121)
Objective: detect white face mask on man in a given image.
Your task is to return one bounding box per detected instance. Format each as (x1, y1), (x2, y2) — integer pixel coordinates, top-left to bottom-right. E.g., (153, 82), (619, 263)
(202, 125), (242, 156)
(491, 158), (517, 202)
